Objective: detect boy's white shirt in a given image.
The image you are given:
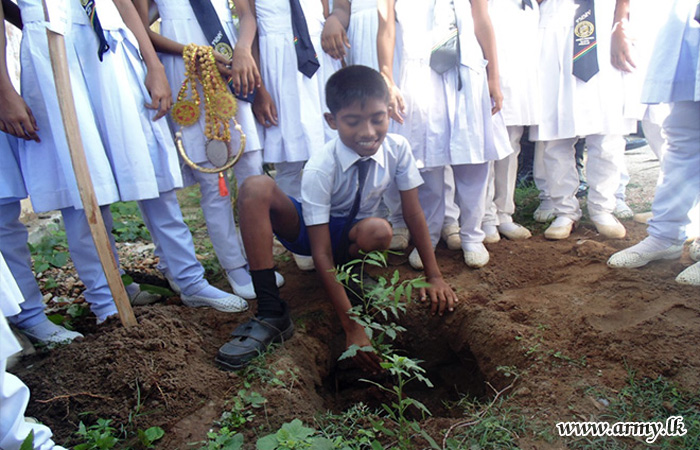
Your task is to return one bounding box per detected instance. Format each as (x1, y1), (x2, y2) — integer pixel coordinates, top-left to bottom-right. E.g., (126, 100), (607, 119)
(301, 133), (423, 226)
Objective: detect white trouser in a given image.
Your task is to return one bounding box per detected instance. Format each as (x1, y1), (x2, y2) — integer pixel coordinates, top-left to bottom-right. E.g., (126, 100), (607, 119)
(483, 126), (522, 226)
(0, 202), (48, 329)
(617, 108), (668, 201)
(453, 163), (489, 244)
(533, 140), (552, 208)
(542, 134), (624, 220)
(443, 165), (460, 227)
(648, 101), (700, 244)
(417, 167), (447, 247)
(232, 150), (263, 190)
(274, 161), (305, 201)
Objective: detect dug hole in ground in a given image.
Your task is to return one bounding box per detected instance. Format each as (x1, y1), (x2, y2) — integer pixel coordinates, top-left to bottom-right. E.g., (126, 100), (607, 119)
(14, 145), (700, 449)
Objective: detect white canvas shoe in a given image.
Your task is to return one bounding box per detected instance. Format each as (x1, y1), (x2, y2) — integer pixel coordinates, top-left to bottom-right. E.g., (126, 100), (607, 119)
(463, 243), (489, 268)
(613, 199), (634, 220)
(390, 227), (410, 250)
(676, 262), (700, 286)
(408, 248), (424, 270)
(688, 238), (700, 262)
(607, 237), (683, 269)
(482, 225), (501, 244)
(591, 214), (627, 239)
(497, 222), (532, 240)
(441, 224), (462, 250)
(181, 285), (248, 313)
(228, 271), (286, 300)
(534, 207), (556, 223)
(544, 217), (575, 240)
(293, 254), (315, 271)
(21, 319), (83, 346)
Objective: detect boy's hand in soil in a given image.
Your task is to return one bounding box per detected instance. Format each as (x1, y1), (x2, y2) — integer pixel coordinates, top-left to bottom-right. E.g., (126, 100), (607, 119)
(346, 321), (382, 374)
(420, 276), (457, 316)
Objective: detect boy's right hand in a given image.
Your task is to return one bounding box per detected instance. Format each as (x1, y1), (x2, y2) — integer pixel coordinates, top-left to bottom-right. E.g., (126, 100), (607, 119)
(321, 15), (350, 60)
(346, 321), (382, 374)
(252, 86), (278, 127)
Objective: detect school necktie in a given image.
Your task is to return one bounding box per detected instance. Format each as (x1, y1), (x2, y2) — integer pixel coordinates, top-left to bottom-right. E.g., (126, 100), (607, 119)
(336, 159), (372, 263)
(695, 0), (700, 24)
(430, 0), (460, 74)
(522, 0), (533, 9)
(572, 0), (599, 82)
(80, 0), (110, 61)
(289, 0), (320, 78)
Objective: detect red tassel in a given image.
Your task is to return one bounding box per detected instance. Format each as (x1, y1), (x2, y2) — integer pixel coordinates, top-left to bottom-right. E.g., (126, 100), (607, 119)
(218, 173), (229, 197)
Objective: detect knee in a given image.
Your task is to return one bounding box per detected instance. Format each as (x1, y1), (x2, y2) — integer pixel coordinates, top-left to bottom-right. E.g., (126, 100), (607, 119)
(354, 218), (393, 251)
(239, 175), (276, 210)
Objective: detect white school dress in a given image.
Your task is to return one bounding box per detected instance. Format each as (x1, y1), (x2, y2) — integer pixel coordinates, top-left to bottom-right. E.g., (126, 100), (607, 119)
(530, 0), (636, 141)
(0, 133), (26, 205)
(17, 0), (180, 213)
(393, 0), (511, 169)
(155, 0), (263, 185)
(255, 0), (333, 163)
(347, 0), (378, 67)
(489, 0), (540, 127)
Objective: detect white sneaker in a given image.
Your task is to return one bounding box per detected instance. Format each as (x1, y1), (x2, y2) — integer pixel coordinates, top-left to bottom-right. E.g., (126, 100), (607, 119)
(676, 261), (700, 286)
(408, 248), (424, 270)
(20, 319), (83, 347)
(633, 212), (653, 224)
(498, 222), (532, 240)
(482, 224), (501, 244)
(162, 270), (182, 294)
(688, 238), (700, 262)
(534, 207), (556, 223)
(591, 213), (626, 239)
(181, 285), (248, 313)
(390, 227), (410, 250)
(544, 217), (575, 240)
(613, 199), (634, 220)
(441, 224), (462, 250)
(127, 285), (161, 306)
(607, 237), (683, 269)
(463, 243), (489, 268)
(227, 271), (285, 300)
(293, 254), (315, 271)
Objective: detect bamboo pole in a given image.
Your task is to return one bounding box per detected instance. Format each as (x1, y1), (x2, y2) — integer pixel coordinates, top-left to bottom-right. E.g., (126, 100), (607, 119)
(43, 4), (137, 327)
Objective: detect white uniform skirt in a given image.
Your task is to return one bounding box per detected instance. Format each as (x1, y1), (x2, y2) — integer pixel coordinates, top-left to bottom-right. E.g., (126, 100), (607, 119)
(0, 134), (27, 205)
(530, 0), (636, 141)
(155, 0), (262, 185)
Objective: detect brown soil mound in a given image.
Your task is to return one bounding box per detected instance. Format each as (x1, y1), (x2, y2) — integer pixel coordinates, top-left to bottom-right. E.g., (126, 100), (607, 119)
(15, 221), (700, 449)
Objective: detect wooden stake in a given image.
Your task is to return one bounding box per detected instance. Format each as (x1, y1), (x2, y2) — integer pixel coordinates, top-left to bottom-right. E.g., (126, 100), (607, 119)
(44, 19), (137, 327)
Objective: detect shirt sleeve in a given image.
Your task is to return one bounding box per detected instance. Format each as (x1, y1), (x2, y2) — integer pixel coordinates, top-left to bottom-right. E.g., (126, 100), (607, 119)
(301, 168), (334, 226)
(392, 136), (424, 191)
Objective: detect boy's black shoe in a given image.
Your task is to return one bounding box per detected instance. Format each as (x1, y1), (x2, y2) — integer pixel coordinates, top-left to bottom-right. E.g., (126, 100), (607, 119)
(216, 303), (294, 371)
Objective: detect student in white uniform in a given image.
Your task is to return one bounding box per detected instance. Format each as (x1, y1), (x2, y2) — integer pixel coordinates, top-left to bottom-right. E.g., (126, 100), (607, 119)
(481, 0), (540, 243)
(532, 0), (636, 240)
(14, 0), (247, 324)
(136, 0), (283, 299)
(0, 254), (67, 450)
(378, 0), (512, 269)
(608, 0), (700, 285)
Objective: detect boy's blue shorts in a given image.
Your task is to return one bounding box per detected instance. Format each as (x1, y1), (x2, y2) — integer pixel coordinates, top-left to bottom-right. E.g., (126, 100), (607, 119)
(275, 197), (359, 257)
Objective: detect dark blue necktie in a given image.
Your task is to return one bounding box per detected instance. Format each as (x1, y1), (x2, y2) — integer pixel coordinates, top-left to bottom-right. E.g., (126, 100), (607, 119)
(80, 0), (110, 61)
(522, 0), (533, 9)
(572, 0), (599, 82)
(289, 0), (320, 78)
(336, 159), (371, 263)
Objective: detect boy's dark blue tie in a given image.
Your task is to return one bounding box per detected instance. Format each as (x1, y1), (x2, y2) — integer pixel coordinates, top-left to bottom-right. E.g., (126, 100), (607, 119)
(289, 0), (320, 78)
(336, 159), (371, 263)
(572, 0), (599, 82)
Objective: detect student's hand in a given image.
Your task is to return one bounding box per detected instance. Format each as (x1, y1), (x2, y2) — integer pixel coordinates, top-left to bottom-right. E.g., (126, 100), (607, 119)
(419, 276), (458, 316)
(0, 86), (40, 142)
(213, 49), (233, 79)
(321, 15), (350, 60)
(387, 82), (405, 124)
(144, 64), (173, 121)
(231, 47), (262, 97)
(488, 78), (503, 115)
(346, 322), (382, 374)
(611, 20), (636, 73)
(252, 85), (278, 127)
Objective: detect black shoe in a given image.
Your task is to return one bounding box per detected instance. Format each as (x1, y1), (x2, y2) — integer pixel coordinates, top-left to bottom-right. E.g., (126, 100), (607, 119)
(216, 304), (294, 371)
(625, 136), (647, 151)
(344, 266), (379, 307)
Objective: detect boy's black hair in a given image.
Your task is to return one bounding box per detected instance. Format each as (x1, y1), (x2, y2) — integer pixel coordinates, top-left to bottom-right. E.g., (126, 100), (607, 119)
(325, 65), (390, 115)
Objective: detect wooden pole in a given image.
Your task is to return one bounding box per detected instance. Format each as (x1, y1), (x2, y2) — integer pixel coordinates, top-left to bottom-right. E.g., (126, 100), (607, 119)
(43, 12), (137, 327)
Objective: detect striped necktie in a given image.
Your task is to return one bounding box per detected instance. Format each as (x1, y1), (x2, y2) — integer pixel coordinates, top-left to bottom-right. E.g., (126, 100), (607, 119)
(572, 0), (599, 82)
(289, 0), (320, 78)
(80, 0), (110, 61)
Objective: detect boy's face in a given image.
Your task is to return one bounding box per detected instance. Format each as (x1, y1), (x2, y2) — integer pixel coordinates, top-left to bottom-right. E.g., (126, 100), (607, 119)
(324, 98), (389, 158)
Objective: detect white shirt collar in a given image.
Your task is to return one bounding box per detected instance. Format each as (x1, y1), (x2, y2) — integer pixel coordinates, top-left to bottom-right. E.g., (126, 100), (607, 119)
(337, 138), (386, 173)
